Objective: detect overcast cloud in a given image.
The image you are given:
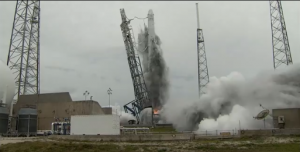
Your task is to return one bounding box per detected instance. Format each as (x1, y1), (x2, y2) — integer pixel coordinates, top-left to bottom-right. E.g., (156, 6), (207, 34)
(0, 1), (299, 107)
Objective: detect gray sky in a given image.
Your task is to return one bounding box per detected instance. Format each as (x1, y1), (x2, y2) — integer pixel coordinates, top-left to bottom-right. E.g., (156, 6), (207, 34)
(0, 1), (299, 107)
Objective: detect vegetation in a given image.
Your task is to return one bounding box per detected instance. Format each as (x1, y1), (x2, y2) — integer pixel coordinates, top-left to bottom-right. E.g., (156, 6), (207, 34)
(0, 142), (119, 152)
(1, 136), (300, 152)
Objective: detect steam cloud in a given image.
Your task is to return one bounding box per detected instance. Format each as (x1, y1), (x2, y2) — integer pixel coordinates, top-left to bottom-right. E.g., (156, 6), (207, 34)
(110, 104), (137, 125)
(161, 64), (300, 131)
(137, 26), (169, 109)
(131, 9), (300, 130)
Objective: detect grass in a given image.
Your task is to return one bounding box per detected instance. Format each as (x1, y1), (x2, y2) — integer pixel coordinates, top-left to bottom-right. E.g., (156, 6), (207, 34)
(192, 143), (300, 152)
(0, 142), (120, 152)
(1, 136), (300, 152)
(0, 141), (299, 152)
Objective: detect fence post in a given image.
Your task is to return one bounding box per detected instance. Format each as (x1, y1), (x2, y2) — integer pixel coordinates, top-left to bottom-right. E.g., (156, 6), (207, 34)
(206, 130), (207, 136)
(216, 130), (217, 136)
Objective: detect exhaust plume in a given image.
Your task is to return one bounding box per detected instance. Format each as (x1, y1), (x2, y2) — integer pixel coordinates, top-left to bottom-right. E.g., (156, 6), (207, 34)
(137, 22), (169, 110)
(110, 104), (137, 125)
(162, 64), (300, 131)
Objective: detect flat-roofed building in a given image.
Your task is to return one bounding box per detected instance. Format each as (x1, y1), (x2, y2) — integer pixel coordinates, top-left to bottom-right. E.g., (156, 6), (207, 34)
(272, 108), (300, 129)
(12, 92), (105, 130)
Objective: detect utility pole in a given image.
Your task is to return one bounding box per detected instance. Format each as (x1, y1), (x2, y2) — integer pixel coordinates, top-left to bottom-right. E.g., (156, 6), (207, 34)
(196, 3), (210, 97)
(269, 0), (292, 69)
(90, 96), (93, 114)
(83, 91), (89, 101)
(107, 88), (112, 107)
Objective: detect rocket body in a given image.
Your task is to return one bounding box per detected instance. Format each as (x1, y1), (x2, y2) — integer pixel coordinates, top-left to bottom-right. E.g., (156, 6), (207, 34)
(137, 9), (169, 124)
(147, 9), (155, 52)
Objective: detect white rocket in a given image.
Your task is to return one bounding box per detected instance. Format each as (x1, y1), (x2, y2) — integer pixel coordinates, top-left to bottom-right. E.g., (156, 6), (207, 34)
(147, 9), (155, 52)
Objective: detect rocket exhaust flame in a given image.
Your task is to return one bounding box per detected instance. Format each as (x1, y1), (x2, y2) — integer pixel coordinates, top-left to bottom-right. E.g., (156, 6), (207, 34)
(153, 109), (159, 115)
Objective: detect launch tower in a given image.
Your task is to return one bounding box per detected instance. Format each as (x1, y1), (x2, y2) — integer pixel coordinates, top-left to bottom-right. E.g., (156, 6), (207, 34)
(6, 0), (40, 136)
(120, 9), (150, 122)
(269, 0), (292, 69)
(7, 0), (41, 100)
(196, 3), (210, 97)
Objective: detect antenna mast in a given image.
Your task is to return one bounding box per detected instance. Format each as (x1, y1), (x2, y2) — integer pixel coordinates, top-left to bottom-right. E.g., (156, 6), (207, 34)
(196, 3), (209, 97)
(269, 0), (292, 69)
(7, 0), (41, 101)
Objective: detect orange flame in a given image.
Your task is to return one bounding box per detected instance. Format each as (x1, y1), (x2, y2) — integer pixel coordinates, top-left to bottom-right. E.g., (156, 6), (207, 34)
(153, 109), (159, 114)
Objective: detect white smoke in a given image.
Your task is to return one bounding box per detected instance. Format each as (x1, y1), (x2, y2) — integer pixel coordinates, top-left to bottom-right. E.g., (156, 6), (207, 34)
(137, 26), (170, 109)
(120, 112), (137, 125)
(197, 105), (271, 131)
(139, 108), (152, 125)
(162, 64), (300, 131)
(0, 60), (15, 108)
(110, 104), (136, 125)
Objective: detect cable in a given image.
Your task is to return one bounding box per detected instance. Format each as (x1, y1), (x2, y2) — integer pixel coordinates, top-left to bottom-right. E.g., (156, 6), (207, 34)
(133, 16), (148, 20)
(126, 16), (148, 22)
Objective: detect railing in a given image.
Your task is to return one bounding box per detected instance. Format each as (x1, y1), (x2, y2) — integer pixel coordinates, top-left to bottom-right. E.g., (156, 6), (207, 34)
(195, 130), (239, 136)
(120, 128), (241, 137)
(120, 127), (300, 137)
(121, 128), (150, 134)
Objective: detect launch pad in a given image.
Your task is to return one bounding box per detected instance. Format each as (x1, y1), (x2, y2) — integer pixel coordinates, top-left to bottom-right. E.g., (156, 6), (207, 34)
(1, 1), (295, 134)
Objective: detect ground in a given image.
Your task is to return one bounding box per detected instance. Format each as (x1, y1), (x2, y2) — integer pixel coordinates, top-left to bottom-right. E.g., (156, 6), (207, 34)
(0, 136), (300, 152)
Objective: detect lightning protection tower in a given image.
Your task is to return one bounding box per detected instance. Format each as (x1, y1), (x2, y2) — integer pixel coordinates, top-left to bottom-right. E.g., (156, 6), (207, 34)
(7, 0), (41, 101)
(120, 8), (150, 122)
(269, 0), (292, 69)
(196, 3), (209, 97)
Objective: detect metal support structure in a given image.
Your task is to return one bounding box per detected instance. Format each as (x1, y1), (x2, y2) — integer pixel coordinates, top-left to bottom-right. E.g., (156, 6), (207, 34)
(269, 0), (292, 69)
(6, 100), (17, 136)
(6, 116), (18, 137)
(123, 99), (143, 121)
(196, 3), (209, 97)
(83, 91), (89, 101)
(120, 8), (150, 122)
(107, 88), (112, 107)
(7, 0), (41, 101)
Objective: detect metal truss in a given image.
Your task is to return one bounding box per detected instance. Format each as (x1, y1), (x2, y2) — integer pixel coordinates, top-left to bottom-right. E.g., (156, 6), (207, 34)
(196, 3), (210, 97)
(7, 0), (41, 101)
(269, 0), (292, 69)
(120, 8), (150, 122)
(123, 100), (142, 121)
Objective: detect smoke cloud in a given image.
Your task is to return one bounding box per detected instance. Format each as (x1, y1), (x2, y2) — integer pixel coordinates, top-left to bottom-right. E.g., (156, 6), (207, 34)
(162, 64), (300, 131)
(198, 105), (272, 131)
(120, 112), (137, 125)
(110, 104), (137, 125)
(137, 26), (169, 110)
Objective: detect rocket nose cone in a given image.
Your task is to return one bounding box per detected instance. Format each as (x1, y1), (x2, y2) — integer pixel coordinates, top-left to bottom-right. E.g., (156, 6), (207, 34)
(148, 9), (154, 15)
